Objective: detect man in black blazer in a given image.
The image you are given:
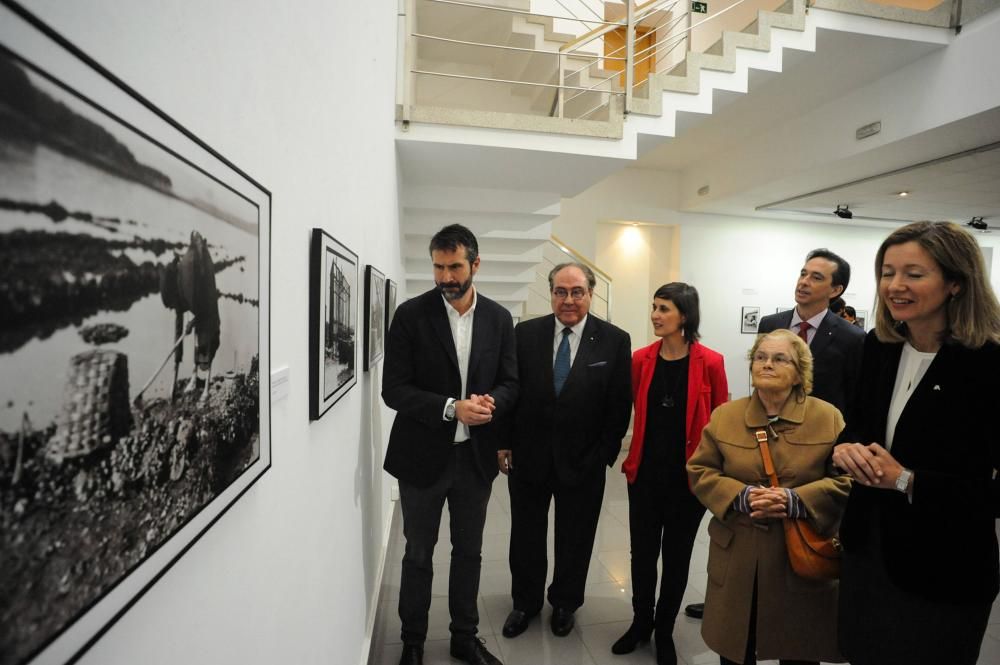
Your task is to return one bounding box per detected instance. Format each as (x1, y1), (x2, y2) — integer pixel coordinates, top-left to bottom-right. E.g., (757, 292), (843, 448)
(382, 224), (517, 665)
(685, 247), (865, 622)
(498, 263), (631, 639)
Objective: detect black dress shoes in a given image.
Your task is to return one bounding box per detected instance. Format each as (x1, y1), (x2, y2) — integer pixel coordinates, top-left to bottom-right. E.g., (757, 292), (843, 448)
(611, 621), (653, 654)
(450, 637), (503, 665)
(550, 607), (575, 637)
(398, 643), (423, 665)
(502, 609), (535, 638)
(683, 602), (704, 619)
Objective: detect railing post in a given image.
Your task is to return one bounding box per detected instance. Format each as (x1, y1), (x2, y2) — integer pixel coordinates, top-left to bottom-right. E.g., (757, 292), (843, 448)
(685, 0), (692, 53)
(403, 0), (416, 122)
(557, 51), (565, 118)
(625, 0), (635, 114)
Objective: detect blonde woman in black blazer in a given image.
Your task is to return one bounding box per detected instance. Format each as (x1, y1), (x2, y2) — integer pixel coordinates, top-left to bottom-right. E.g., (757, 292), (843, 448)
(833, 221), (1000, 665)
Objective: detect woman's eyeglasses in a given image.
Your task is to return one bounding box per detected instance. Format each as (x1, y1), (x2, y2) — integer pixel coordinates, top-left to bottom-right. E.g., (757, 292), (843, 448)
(751, 352), (794, 366)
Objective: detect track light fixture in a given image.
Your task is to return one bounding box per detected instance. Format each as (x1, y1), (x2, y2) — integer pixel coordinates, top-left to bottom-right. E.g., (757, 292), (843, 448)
(968, 216), (988, 231)
(834, 205), (853, 220)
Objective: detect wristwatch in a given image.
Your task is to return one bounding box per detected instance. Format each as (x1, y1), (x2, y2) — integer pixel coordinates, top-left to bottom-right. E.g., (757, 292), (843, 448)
(444, 399), (456, 422)
(895, 468), (913, 493)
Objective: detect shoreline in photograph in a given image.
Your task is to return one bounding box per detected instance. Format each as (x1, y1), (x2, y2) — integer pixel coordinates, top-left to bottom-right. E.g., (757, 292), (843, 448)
(0, 358), (260, 665)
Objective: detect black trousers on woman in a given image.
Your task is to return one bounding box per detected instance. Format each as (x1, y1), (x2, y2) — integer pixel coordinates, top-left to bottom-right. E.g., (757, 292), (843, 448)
(718, 575), (816, 665)
(627, 470), (705, 636)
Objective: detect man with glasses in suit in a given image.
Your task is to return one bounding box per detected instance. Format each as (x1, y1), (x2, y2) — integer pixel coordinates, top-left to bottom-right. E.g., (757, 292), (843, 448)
(498, 262), (632, 640)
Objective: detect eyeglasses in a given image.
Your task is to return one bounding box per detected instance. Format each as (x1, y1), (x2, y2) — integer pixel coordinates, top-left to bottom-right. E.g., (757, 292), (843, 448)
(552, 288), (588, 301)
(751, 352), (794, 366)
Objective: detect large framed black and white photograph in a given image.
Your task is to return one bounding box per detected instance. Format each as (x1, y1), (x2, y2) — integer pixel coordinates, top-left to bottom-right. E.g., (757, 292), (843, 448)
(364, 265), (385, 371)
(0, 4), (271, 664)
(310, 229), (357, 419)
(741, 306), (760, 334)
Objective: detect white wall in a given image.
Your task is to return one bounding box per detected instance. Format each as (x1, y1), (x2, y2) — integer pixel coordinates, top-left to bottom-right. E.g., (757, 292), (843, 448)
(23, 2), (402, 664)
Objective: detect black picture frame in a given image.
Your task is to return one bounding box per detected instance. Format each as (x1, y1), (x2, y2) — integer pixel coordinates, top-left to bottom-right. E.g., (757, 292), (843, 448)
(385, 278), (398, 334)
(364, 265), (385, 371)
(0, 4), (271, 664)
(309, 229), (358, 419)
(741, 306), (760, 334)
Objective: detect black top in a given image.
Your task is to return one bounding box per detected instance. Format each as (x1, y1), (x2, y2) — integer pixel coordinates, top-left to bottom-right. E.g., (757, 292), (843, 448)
(638, 354), (688, 491)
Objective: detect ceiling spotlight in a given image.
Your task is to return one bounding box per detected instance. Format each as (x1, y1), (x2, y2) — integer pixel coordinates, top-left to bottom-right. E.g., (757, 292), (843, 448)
(834, 205), (853, 219)
(897, 191), (909, 197)
(968, 216), (988, 231)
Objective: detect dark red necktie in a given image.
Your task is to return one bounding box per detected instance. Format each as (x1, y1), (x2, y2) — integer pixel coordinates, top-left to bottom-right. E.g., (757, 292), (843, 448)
(798, 321), (811, 344)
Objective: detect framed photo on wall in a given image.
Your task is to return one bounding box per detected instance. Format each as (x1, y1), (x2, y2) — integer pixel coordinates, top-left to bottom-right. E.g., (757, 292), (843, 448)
(364, 265), (385, 371)
(741, 306), (760, 334)
(385, 278), (398, 334)
(855, 309), (868, 331)
(776, 306), (794, 314)
(309, 229), (358, 419)
(0, 4), (271, 664)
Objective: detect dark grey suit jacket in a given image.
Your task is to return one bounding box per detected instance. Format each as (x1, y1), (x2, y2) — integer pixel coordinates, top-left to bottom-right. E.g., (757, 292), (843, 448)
(382, 288), (518, 488)
(510, 314), (632, 486)
(757, 308), (864, 423)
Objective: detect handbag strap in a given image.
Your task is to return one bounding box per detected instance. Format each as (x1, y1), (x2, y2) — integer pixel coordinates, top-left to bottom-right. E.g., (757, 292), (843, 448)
(755, 429), (780, 488)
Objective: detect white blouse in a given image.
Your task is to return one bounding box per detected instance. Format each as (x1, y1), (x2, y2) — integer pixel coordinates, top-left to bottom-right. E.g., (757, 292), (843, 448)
(885, 342), (938, 450)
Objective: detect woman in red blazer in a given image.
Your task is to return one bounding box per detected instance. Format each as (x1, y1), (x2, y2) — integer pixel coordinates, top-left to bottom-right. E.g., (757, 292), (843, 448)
(613, 283), (728, 665)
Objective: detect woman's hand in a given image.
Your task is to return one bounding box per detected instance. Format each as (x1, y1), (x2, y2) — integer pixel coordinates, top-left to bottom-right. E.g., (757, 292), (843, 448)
(833, 442), (906, 490)
(748, 486), (788, 520)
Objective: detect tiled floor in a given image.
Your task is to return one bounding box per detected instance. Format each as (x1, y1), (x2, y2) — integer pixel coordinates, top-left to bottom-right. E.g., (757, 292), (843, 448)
(370, 451), (1000, 665)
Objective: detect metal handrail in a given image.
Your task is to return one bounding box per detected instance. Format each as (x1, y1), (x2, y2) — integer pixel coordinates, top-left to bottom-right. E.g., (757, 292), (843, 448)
(420, 0), (617, 25)
(412, 69), (627, 95)
(555, 0), (604, 22)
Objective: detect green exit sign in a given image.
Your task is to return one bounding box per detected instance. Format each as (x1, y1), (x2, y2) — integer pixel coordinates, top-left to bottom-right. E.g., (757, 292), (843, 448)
(692, 1), (708, 12)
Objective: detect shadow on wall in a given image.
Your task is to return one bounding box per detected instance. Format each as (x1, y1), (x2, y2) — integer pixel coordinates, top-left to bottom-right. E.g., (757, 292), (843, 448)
(357, 368), (385, 629)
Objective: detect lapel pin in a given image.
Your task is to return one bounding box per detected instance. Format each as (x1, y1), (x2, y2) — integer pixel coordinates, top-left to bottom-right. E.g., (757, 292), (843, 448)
(933, 385), (941, 391)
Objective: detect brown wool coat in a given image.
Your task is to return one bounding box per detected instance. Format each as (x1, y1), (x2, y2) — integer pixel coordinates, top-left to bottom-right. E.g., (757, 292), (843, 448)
(687, 393), (851, 664)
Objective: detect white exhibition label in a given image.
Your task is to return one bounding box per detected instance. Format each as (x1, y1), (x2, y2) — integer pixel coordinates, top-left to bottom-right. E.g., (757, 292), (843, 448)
(270, 366), (290, 402)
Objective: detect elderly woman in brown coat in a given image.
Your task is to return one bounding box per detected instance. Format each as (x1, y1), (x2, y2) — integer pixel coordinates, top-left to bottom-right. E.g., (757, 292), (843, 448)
(687, 329), (851, 665)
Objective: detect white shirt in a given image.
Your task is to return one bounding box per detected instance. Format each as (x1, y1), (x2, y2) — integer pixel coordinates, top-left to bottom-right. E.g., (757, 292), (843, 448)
(885, 342), (937, 450)
(553, 314), (588, 368)
(443, 288), (477, 442)
(790, 308), (828, 345)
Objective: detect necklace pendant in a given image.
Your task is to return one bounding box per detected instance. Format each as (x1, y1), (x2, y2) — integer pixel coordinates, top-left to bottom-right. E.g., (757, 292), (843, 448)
(661, 396), (675, 408)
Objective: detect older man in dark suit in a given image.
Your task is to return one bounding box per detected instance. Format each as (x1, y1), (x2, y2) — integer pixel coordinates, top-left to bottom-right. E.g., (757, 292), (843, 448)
(498, 262), (632, 639)
(684, 247), (865, 621)
(383, 224), (518, 665)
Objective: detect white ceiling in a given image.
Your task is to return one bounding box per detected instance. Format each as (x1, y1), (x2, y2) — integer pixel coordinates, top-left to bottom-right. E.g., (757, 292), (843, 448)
(757, 141), (1000, 226)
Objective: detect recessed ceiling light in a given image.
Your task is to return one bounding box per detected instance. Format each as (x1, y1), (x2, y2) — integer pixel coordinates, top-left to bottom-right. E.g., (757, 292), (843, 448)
(897, 191), (909, 197)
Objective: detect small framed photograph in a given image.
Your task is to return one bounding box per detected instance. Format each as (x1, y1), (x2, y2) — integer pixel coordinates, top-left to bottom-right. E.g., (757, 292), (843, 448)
(364, 265), (386, 371)
(309, 229), (358, 419)
(855, 310), (868, 330)
(385, 278), (398, 334)
(776, 306), (794, 314)
(741, 306), (760, 334)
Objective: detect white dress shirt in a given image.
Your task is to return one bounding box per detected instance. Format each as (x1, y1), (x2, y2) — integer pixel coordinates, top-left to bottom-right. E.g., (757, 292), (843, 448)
(553, 314), (588, 368)
(790, 308), (828, 345)
(885, 342), (937, 450)
(443, 288), (477, 442)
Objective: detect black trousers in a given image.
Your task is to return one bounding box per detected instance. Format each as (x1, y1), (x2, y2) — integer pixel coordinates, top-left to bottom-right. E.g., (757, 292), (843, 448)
(719, 575), (817, 665)
(626, 473), (704, 632)
(397, 443), (491, 645)
(507, 463), (605, 614)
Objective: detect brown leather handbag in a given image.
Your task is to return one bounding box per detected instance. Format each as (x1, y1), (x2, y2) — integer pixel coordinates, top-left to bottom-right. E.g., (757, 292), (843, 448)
(755, 429), (841, 580)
